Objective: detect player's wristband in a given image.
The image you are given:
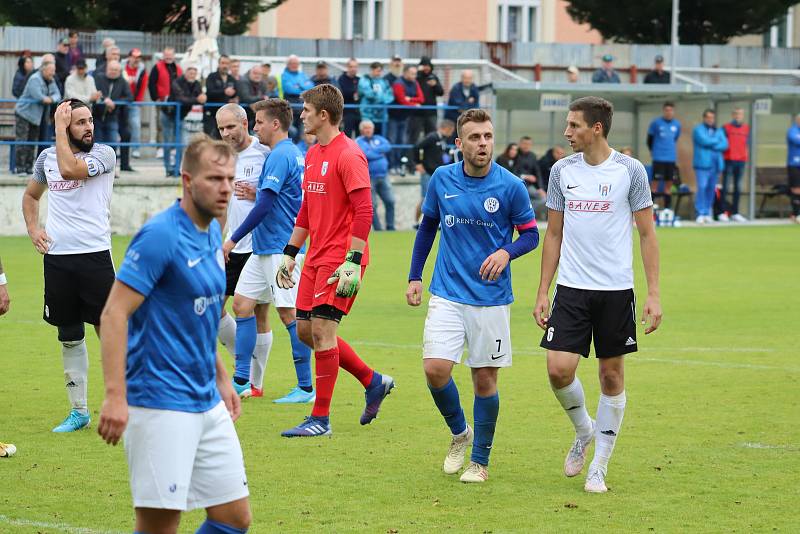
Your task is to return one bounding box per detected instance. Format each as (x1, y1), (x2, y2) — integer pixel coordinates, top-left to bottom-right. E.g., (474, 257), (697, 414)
(345, 250), (363, 265)
(0, 273), (6, 285)
(283, 244), (300, 259)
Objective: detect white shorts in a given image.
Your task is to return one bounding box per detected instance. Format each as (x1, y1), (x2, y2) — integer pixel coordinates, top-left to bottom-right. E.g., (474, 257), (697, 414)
(124, 401), (249, 511)
(423, 295), (512, 368)
(234, 253), (304, 308)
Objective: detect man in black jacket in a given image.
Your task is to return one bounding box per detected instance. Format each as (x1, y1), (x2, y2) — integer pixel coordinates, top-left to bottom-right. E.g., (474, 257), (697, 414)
(338, 58), (361, 138)
(643, 55), (671, 84)
(513, 136), (545, 220)
(415, 56), (443, 132)
(93, 60), (133, 170)
(204, 55), (238, 137)
(170, 64), (207, 147)
(413, 119), (455, 223)
(236, 66), (267, 131)
(54, 39), (71, 93)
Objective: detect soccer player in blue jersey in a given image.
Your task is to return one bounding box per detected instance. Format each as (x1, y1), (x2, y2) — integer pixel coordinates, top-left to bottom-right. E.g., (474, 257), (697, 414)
(406, 109), (539, 483)
(97, 136), (251, 534)
(646, 102), (681, 211)
(222, 99), (314, 403)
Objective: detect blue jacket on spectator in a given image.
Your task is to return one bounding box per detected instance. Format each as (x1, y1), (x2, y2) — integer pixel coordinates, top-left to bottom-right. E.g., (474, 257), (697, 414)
(445, 82), (480, 122)
(787, 123), (800, 167)
(12, 59), (31, 98)
(281, 69), (313, 97)
(692, 124), (728, 170)
(15, 71), (61, 125)
(358, 75), (394, 124)
(356, 134), (391, 178)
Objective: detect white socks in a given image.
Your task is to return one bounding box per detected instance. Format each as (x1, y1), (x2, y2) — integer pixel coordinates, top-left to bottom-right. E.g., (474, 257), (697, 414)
(590, 391), (627, 474)
(553, 377), (593, 439)
(62, 339), (89, 415)
(249, 331), (273, 389)
(218, 313), (237, 357)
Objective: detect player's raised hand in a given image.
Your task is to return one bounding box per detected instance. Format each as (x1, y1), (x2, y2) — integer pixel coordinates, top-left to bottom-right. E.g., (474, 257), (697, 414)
(641, 294), (662, 334)
(97, 394), (128, 446)
(327, 251), (361, 298)
(533, 292), (550, 330)
(54, 101), (72, 130)
(479, 249), (510, 282)
(28, 227), (52, 254)
(276, 254), (297, 289)
(406, 280), (423, 307)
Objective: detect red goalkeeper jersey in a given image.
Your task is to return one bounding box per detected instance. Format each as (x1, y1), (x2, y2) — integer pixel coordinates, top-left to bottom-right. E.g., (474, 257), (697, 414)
(299, 132), (371, 266)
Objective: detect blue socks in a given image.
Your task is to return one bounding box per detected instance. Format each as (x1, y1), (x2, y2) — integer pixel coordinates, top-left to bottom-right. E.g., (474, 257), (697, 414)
(196, 518), (248, 534)
(286, 321), (312, 389)
(429, 378), (467, 436)
(234, 316), (256, 383)
(472, 392), (499, 466)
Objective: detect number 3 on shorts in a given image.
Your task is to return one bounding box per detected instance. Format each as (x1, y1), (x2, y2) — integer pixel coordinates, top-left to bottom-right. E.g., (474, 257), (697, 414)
(546, 326), (554, 342)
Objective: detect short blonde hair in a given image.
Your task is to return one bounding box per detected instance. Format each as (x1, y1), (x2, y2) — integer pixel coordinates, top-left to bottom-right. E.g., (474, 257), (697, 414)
(181, 134), (236, 176)
(301, 84), (344, 126)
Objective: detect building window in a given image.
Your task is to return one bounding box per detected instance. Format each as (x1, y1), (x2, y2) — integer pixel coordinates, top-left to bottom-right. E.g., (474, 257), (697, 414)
(342, 0), (385, 40)
(497, 0), (539, 43)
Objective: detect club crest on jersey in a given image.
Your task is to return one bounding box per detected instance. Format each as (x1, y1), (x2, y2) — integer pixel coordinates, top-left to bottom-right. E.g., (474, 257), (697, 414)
(444, 214), (455, 227)
(194, 297), (208, 316)
(599, 183), (612, 197)
(484, 197), (499, 213)
(321, 161), (329, 176)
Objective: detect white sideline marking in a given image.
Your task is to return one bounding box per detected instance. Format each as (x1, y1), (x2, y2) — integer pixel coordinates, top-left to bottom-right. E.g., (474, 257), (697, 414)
(740, 442), (797, 451)
(351, 340), (797, 372)
(0, 514), (125, 534)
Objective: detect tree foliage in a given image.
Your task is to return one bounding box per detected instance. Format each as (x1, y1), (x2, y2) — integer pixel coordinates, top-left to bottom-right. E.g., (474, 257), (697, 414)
(0, 0), (287, 35)
(565, 0), (796, 44)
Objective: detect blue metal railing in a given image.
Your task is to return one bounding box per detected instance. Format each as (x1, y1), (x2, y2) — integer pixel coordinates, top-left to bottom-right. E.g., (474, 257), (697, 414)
(2, 98), (472, 174)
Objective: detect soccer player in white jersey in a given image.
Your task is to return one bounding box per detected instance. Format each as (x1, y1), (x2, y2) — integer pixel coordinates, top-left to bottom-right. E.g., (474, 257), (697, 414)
(533, 96), (662, 493)
(222, 98), (313, 403)
(22, 98), (116, 433)
(406, 109), (539, 483)
(98, 135), (251, 534)
(214, 103), (273, 395)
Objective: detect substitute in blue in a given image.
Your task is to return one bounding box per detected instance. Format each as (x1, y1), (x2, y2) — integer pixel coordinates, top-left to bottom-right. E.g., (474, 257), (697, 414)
(223, 98), (314, 404)
(406, 108), (539, 484)
(646, 101), (681, 211)
(98, 135), (252, 534)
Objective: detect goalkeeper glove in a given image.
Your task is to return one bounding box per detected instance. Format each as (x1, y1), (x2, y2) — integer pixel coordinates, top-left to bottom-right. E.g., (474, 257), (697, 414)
(276, 244), (299, 289)
(326, 250), (363, 298)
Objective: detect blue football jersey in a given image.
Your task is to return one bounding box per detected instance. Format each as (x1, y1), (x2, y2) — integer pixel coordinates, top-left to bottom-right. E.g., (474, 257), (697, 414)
(647, 117), (681, 163)
(116, 201), (225, 413)
(251, 138), (304, 255)
(422, 162), (535, 306)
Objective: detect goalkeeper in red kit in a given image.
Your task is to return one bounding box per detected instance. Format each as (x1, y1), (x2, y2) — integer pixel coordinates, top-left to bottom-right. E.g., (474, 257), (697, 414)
(277, 84), (395, 437)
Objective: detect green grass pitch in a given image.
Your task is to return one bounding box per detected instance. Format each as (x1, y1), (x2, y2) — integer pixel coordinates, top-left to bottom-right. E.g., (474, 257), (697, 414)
(0, 226), (797, 533)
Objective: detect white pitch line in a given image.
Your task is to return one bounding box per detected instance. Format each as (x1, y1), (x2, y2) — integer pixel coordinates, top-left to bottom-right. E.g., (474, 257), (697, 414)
(739, 442), (797, 451)
(0, 514), (125, 534)
(350, 340), (797, 372)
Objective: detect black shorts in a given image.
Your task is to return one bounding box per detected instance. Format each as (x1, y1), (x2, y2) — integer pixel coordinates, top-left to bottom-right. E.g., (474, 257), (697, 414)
(652, 161), (676, 182)
(789, 166), (800, 188)
(540, 284), (637, 358)
(225, 251), (252, 296)
(43, 250), (115, 327)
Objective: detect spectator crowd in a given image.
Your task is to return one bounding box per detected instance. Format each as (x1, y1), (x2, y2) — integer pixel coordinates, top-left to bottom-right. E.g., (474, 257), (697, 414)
(10, 36), (800, 225)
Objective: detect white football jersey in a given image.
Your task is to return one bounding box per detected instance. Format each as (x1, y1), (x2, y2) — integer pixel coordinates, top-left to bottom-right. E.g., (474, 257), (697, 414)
(33, 144), (116, 255)
(546, 150), (652, 290)
(225, 137), (270, 254)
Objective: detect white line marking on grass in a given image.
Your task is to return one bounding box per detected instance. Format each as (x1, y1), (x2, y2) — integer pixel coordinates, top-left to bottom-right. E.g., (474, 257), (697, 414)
(0, 514), (125, 534)
(351, 341), (797, 372)
(740, 442), (797, 451)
